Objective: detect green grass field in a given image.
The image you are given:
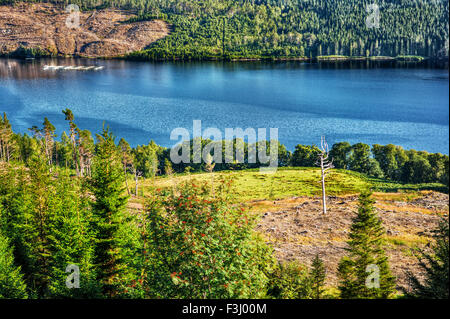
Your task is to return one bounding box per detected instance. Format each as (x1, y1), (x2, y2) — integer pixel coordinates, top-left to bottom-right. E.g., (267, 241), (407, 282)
(136, 167), (446, 202)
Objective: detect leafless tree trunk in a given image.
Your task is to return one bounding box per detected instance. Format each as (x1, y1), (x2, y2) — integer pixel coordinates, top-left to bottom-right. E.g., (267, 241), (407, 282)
(124, 166), (130, 195)
(134, 168), (142, 197)
(316, 136), (334, 215)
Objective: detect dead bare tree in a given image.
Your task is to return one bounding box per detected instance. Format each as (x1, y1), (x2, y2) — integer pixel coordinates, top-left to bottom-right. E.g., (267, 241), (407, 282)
(316, 136), (334, 215)
(133, 167), (143, 198)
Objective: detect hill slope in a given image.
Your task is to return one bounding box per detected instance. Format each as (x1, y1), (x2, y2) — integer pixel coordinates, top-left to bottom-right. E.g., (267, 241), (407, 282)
(131, 168), (448, 291)
(0, 3), (169, 57)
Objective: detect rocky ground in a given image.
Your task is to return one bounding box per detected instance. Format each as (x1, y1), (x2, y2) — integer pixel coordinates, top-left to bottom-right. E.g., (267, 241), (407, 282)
(255, 191), (449, 291)
(0, 3), (169, 57)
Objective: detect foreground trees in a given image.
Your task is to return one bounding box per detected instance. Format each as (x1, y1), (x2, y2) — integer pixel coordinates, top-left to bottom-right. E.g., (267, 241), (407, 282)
(0, 110), (447, 299)
(338, 192), (396, 299)
(144, 179), (274, 298)
(89, 127), (129, 297)
(0, 230), (28, 299)
(406, 219), (449, 299)
(0, 155), (98, 298)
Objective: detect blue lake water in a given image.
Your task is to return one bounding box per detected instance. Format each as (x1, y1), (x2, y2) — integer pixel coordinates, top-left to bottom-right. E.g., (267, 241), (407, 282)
(0, 58), (448, 154)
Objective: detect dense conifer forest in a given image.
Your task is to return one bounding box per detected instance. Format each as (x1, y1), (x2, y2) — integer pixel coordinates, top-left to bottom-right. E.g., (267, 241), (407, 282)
(0, 0), (448, 60)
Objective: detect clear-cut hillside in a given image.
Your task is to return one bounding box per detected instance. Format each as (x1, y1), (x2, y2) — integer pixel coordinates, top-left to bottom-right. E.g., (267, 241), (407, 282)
(0, 3), (169, 57)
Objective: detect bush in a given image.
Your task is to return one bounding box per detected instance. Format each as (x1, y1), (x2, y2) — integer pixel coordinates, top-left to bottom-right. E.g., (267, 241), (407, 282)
(0, 230), (28, 299)
(143, 178), (274, 298)
(405, 219), (449, 299)
(266, 261), (312, 299)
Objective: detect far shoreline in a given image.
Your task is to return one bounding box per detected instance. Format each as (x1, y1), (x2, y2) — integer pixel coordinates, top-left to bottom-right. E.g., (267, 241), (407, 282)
(1, 53), (448, 64)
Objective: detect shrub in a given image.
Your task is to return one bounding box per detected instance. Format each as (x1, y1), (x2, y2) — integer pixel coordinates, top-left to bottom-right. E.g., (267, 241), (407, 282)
(143, 178), (274, 298)
(405, 219), (449, 299)
(266, 261), (312, 299)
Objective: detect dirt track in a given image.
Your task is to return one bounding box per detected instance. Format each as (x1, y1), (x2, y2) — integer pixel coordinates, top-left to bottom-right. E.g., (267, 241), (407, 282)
(0, 3), (169, 57)
(255, 191), (449, 291)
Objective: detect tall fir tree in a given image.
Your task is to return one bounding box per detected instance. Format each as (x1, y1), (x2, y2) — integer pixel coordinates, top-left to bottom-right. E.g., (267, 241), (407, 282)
(309, 254), (326, 299)
(62, 108), (80, 175)
(0, 113), (15, 162)
(406, 219), (449, 299)
(42, 117), (56, 167)
(89, 127), (129, 297)
(23, 155), (54, 297)
(338, 191), (396, 299)
(46, 169), (100, 298)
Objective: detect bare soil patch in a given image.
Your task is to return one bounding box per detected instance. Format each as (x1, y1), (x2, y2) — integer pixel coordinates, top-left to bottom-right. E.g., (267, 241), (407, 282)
(0, 3), (169, 57)
(255, 191), (449, 290)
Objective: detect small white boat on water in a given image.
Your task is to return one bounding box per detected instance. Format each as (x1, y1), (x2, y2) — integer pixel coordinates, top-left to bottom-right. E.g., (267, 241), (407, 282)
(43, 65), (104, 71)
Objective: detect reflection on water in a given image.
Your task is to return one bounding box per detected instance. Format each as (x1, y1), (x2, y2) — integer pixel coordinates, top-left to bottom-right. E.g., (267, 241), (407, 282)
(1, 57), (448, 80)
(0, 58), (109, 79)
(0, 57), (448, 154)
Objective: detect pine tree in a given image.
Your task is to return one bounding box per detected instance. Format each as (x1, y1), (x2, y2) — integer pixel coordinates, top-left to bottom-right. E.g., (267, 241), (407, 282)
(23, 155), (54, 297)
(42, 117), (56, 167)
(0, 113), (15, 162)
(62, 108), (80, 176)
(0, 230), (28, 299)
(46, 170), (100, 298)
(406, 219), (449, 299)
(309, 254), (326, 299)
(89, 127), (129, 297)
(338, 191), (396, 299)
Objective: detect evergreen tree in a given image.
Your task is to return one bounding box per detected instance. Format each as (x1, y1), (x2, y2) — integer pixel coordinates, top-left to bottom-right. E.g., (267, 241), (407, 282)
(89, 127), (129, 297)
(0, 113), (15, 162)
(406, 219), (449, 299)
(267, 261), (311, 299)
(62, 108), (80, 175)
(23, 155), (54, 297)
(46, 170), (99, 298)
(309, 254), (326, 299)
(42, 117), (56, 166)
(338, 191), (396, 299)
(0, 230), (28, 299)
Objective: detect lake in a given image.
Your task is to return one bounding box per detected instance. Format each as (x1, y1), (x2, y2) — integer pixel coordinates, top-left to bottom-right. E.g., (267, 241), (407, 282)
(0, 58), (448, 154)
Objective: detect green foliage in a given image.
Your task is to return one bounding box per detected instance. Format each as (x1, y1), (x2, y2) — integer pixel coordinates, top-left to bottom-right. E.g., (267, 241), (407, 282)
(291, 144), (320, 167)
(89, 127), (130, 297)
(310, 254), (326, 299)
(0, 112), (15, 162)
(8, 108), (447, 188)
(0, 156), (98, 298)
(2, 1), (447, 60)
(143, 178), (274, 298)
(349, 143), (384, 178)
(401, 151), (434, 184)
(330, 142), (352, 169)
(0, 108), (447, 299)
(372, 144), (408, 180)
(45, 170), (99, 298)
(338, 191), (396, 299)
(406, 219), (449, 299)
(267, 261), (312, 299)
(132, 141), (163, 178)
(0, 229), (28, 299)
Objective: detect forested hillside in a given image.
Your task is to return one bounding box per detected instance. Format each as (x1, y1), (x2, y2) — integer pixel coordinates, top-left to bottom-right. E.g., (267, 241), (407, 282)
(0, 0), (448, 60)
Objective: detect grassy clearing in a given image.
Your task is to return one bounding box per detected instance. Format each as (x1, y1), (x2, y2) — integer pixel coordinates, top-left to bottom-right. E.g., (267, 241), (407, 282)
(137, 167), (446, 203)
